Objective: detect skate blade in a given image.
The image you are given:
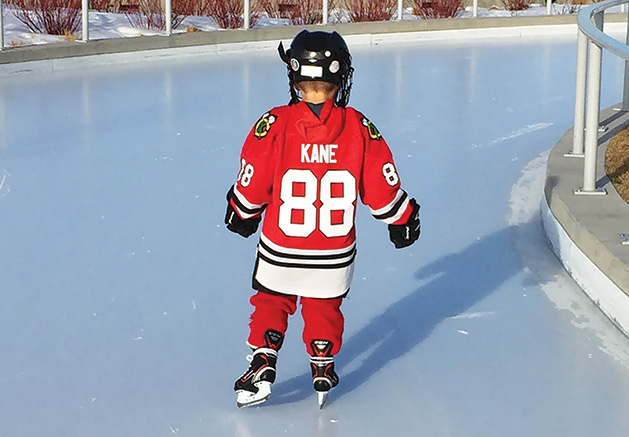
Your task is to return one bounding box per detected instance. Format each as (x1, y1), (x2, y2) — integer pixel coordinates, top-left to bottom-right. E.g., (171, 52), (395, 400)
(236, 382), (272, 408)
(317, 391), (329, 409)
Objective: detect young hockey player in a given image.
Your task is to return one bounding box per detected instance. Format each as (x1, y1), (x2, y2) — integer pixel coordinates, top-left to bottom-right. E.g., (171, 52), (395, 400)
(225, 29), (421, 408)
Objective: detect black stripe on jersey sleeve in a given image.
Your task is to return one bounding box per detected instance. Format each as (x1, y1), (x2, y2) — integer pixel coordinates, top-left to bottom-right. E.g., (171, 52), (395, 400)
(372, 191), (408, 221)
(258, 239), (356, 261)
(227, 185), (266, 215)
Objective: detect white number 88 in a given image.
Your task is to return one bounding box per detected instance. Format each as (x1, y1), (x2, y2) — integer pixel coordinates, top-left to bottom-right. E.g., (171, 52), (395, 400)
(278, 169), (356, 238)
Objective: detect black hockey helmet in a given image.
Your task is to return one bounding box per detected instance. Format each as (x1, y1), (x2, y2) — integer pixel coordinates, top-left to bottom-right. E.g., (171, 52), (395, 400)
(278, 30), (354, 108)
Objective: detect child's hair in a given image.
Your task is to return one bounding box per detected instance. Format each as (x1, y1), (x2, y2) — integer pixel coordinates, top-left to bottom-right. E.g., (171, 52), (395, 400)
(295, 81), (339, 96)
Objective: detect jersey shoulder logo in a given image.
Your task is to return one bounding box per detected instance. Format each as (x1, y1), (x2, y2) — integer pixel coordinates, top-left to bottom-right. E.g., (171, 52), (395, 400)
(361, 117), (382, 140)
(253, 112), (277, 140)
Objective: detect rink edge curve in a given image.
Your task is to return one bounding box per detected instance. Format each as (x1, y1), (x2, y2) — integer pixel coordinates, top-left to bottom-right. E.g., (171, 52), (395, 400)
(543, 105), (629, 337)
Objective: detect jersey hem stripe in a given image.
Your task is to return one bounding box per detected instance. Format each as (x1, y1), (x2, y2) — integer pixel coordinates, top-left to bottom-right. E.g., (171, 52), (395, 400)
(257, 250), (356, 270)
(258, 239), (356, 262)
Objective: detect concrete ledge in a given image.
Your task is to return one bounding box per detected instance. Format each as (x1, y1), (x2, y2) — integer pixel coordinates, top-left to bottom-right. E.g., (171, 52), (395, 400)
(544, 105), (629, 336)
(1, 14), (626, 66)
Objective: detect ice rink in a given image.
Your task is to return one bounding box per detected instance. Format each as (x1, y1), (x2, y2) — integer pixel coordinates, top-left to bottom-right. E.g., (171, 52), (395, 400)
(2, 27), (629, 436)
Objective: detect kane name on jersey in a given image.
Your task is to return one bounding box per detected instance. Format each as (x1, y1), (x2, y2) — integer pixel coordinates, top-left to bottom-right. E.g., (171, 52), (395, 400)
(301, 143), (338, 163)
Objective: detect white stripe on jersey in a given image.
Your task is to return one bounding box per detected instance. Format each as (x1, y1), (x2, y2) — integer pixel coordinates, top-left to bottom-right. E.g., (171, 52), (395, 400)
(232, 185), (266, 219)
(253, 233), (356, 298)
(369, 189), (409, 224)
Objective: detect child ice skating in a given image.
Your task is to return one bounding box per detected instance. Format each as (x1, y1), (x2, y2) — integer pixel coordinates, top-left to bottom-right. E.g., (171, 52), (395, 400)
(225, 29), (421, 408)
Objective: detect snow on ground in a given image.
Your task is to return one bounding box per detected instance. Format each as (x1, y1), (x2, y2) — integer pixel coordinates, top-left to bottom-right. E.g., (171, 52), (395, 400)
(1, 3), (624, 48)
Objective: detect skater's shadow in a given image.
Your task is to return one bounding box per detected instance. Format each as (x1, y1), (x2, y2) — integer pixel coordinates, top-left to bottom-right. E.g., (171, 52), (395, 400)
(270, 224), (534, 406)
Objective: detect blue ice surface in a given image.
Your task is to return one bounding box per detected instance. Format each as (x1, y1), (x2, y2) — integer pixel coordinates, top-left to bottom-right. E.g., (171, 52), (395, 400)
(2, 30), (629, 436)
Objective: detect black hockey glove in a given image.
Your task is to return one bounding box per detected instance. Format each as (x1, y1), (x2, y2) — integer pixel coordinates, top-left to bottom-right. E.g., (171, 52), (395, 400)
(388, 198), (421, 249)
(225, 203), (261, 238)
(224, 188), (262, 238)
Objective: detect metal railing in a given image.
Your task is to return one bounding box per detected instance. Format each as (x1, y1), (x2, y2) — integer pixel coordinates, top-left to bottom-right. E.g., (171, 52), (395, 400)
(570, 0), (629, 196)
(0, 0), (570, 50)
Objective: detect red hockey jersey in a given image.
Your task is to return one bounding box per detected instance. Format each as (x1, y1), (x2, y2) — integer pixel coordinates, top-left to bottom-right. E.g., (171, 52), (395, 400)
(229, 99), (412, 298)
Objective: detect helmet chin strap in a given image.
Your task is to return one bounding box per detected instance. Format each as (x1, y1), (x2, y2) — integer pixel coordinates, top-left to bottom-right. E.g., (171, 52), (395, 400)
(336, 67), (354, 108)
(288, 82), (301, 106)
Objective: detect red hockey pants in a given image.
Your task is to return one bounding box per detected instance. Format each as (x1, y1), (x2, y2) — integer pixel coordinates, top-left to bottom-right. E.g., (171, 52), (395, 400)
(247, 291), (344, 356)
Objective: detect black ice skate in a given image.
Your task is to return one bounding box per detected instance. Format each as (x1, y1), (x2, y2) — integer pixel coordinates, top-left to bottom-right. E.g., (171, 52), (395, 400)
(309, 340), (339, 409)
(234, 330), (284, 408)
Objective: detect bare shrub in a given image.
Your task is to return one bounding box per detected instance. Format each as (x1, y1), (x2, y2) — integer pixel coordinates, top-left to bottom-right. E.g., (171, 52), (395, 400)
(555, 2), (583, 14)
(344, 0), (396, 22)
(205, 0), (261, 29)
(9, 0), (81, 35)
(411, 0), (464, 18)
(124, 0), (164, 29)
(125, 0), (201, 30)
(293, 0), (323, 24)
(171, 0), (205, 21)
(501, 0), (532, 11)
(258, 0), (298, 19)
(256, 0), (289, 18)
(90, 0), (120, 12)
(257, 0), (321, 25)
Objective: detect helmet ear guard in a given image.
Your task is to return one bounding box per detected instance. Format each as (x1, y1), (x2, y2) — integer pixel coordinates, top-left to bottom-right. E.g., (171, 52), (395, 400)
(277, 30), (354, 108)
(278, 41), (289, 64)
(278, 40), (301, 105)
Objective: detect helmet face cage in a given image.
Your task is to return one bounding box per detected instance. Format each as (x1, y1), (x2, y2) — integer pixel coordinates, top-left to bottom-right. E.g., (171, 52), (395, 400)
(278, 30), (354, 108)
